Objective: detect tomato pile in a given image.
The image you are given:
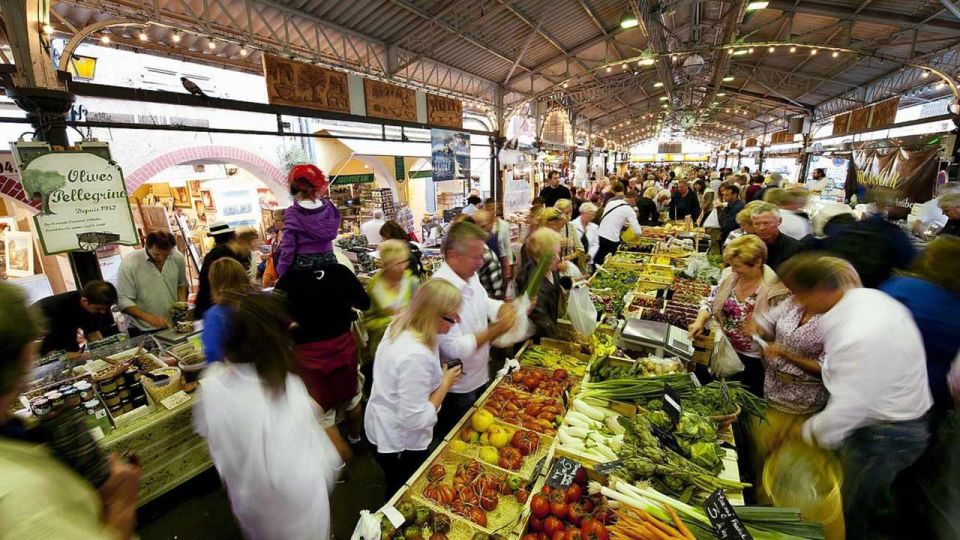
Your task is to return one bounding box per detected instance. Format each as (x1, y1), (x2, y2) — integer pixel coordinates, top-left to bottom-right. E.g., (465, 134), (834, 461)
(506, 367), (571, 398)
(480, 387), (564, 435)
(421, 460), (529, 528)
(524, 472), (613, 540)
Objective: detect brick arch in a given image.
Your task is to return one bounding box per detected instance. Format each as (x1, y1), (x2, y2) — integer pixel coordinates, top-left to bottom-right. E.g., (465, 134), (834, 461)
(124, 145), (288, 199)
(0, 176), (41, 214)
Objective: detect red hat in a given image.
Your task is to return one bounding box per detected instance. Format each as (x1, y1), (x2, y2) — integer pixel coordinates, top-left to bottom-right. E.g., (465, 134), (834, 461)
(288, 164), (328, 192)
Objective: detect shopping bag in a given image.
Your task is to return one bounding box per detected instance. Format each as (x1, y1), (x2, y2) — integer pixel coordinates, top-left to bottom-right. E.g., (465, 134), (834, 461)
(703, 209), (720, 229)
(567, 281), (598, 338)
(491, 295), (535, 348)
(709, 329), (744, 377)
(351, 510), (382, 540)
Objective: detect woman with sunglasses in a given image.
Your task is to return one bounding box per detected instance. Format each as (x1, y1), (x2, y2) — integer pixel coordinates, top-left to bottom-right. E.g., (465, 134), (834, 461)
(364, 279), (464, 497)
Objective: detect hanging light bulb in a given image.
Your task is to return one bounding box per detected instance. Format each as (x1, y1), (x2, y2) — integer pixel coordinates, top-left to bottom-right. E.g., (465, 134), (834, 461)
(240, 46), (248, 57)
(723, 76), (734, 82)
(768, 46), (775, 53)
(139, 31), (149, 41)
(810, 48), (818, 55)
(921, 71), (930, 78)
(606, 66), (612, 73)
(653, 81), (663, 87)
(42, 24), (54, 35)
(747, 47), (754, 54)
(100, 35), (111, 44)
(831, 51), (839, 58)
(563, 83), (568, 88)
(789, 46), (796, 53)
(208, 39), (216, 50)
(172, 32), (181, 43)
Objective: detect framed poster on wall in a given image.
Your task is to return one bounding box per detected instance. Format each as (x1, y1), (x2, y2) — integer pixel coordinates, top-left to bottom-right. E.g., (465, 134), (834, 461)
(4, 231), (34, 277)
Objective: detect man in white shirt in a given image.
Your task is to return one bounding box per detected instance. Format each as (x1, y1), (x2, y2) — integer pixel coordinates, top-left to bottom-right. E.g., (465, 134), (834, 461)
(595, 182), (642, 265)
(433, 222), (518, 440)
(360, 210), (386, 245)
(778, 254), (932, 539)
(461, 195), (482, 216)
(768, 188), (812, 240)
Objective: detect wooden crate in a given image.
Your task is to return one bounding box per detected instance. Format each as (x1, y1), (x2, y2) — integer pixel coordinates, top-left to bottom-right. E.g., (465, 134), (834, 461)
(446, 417), (555, 481)
(408, 445), (546, 536)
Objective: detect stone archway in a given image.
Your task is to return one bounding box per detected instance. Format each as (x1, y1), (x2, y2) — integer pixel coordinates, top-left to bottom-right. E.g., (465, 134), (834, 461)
(124, 145), (289, 203)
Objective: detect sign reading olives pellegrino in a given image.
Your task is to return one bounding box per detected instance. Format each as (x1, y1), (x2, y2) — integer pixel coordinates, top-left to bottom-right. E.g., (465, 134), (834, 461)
(12, 141), (137, 255)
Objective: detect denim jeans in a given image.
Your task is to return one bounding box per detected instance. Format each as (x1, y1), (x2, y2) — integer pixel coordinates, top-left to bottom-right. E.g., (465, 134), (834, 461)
(433, 384), (488, 445)
(841, 416), (930, 539)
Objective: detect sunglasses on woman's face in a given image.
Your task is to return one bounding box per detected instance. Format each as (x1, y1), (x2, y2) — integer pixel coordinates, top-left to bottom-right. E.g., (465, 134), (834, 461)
(442, 314), (460, 324)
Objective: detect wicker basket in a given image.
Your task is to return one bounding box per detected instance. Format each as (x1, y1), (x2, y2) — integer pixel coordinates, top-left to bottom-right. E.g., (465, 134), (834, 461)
(710, 403), (741, 430)
(142, 367), (183, 403)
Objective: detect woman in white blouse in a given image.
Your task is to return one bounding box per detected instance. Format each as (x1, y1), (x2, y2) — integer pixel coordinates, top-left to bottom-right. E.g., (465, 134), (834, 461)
(364, 279), (464, 496)
(195, 292), (347, 540)
(573, 202), (600, 265)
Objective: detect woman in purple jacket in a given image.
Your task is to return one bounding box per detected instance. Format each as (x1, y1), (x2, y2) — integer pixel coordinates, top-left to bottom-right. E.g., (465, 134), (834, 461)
(277, 164), (342, 275)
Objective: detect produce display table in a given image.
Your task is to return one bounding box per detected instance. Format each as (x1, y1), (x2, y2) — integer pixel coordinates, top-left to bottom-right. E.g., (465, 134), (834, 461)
(100, 397), (210, 506)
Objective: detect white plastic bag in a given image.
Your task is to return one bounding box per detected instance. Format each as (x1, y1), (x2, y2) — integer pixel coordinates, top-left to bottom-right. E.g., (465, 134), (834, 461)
(491, 295), (535, 348)
(567, 281), (598, 337)
(351, 510), (382, 540)
(709, 329), (744, 377)
(703, 209), (720, 229)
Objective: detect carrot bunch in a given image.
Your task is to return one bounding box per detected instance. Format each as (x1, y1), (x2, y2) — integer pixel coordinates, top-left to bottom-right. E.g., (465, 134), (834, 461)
(609, 505), (694, 540)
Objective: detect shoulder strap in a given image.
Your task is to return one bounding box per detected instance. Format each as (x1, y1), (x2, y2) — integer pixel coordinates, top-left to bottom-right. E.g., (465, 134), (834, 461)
(599, 202), (629, 225)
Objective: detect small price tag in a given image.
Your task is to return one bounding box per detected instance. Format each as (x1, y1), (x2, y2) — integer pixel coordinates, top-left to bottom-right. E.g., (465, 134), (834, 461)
(545, 457), (582, 489)
(528, 456), (547, 489)
(160, 391), (192, 410)
(690, 372), (702, 388)
(380, 505), (406, 529)
(562, 387), (571, 408)
(662, 382), (682, 427)
(594, 460), (622, 475)
(704, 489), (753, 540)
(89, 426), (105, 441)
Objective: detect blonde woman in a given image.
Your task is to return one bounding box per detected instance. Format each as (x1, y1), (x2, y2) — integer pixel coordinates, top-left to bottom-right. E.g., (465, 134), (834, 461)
(516, 228), (564, 340)
(688, 234), (789, 396)
(364, 279), (464, 496)
(202, 258), (257, 364)
(552, 200), (586, 269)
(362, 240), (419, 364)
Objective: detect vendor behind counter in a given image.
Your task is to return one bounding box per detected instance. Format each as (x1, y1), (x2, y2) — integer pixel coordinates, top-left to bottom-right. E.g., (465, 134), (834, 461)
(33, 280), (119, 357)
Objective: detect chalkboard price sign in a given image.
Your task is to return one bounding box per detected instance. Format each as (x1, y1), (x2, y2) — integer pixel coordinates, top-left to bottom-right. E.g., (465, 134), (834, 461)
(662, 382), (682, 426)
(704, 489), (753, 540)
(527, 456), (547, 490)
(594, 460), (622, 475)
(545, 457), (582, 489)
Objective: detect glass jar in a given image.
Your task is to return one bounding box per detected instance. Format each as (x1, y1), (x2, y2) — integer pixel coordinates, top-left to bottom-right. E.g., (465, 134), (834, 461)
(118, 387), (131, 400)
(124, 367), (141, 385)
(62, 388), (81, 407)
(74, 381), (95, 401)
(100, 389), (121, 408)
(97, 377), (118, 393)
(120, 398), (133, 414)
(46, 391), (64, 410)
(30, 397), (52, 417)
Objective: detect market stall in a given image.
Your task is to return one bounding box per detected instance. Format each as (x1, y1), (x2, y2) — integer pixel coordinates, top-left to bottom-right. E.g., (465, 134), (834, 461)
(359, 221), (826, 540)
(15, 332), (210, 506)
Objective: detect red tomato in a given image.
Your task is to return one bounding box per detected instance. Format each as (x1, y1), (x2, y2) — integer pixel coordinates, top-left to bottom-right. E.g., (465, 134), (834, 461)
(564, 529), (584, 540)
(551, 532), (564, 540)
(592, 507), (613, 525)
(566, 503), (585, 526)
(540, 485), (553, 495)
(522, 534), (538, 540)
(531, 494), (550, 519)
(581, 520), (609, 540)
(516, 488), (530, 504)
(529, 516), (544, 533)
(553, 369), (568, 380)
(565, 484), (583, 503)
(550, 499), (569, 519)
(538, 534), (548, 540)
(574, 468), (588, 486)
(543, 517), (564, 536)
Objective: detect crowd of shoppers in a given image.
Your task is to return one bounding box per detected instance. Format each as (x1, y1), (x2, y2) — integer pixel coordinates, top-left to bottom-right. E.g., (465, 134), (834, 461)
(8, 161), (960, 540)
